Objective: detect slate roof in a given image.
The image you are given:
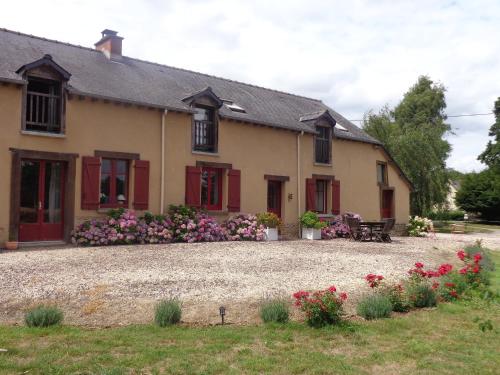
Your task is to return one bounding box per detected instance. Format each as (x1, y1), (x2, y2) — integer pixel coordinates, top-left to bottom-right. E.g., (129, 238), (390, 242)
(0, 28), (382, 145)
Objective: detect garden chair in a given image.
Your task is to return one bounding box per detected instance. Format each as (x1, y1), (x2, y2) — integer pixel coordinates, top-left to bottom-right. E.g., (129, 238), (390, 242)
(375, 218), (395, 242)
(346, 217), (363, 241)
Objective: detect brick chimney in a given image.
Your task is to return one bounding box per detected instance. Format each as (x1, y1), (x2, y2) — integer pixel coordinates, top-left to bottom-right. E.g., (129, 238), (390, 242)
(95, 29), (123, 59)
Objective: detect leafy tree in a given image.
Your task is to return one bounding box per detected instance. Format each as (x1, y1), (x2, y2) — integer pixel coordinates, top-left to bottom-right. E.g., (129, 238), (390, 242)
(363, 76), (451, 215)
(455, 169), (500, 220)
(478, 98), (500, 169)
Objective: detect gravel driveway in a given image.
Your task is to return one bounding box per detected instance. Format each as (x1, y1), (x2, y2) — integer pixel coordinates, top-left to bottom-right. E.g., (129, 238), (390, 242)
(1, 233), (498, 326)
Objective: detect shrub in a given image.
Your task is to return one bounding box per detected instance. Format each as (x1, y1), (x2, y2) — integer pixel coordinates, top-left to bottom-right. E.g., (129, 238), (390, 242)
(257, 212), (281, 229)
(383, 284), (411, 312)
(457, 248), (491, 287)
(357, 294), (393, 320)
(407, 216), (433, 237)
(299, 211), (325, 229)
(426, 209), (465, 221)
(260, 298), (290, 323)
(293, 286), (347, 328)
(154, 299), (182, 327)
(438, 271), (468, 301)
(25, 305), (63, 327)
(406, 283), (437, 308)
(224, 214), (265, 241)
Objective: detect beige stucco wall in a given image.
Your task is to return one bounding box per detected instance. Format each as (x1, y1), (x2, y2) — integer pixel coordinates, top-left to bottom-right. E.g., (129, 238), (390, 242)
(0, 85), (162, 244)
(0, 83), (410, 244)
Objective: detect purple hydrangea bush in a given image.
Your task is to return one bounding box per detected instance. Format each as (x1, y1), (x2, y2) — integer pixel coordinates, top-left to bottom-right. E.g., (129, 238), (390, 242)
(321, 212), (363, 240)
(223, 214), (266, 241)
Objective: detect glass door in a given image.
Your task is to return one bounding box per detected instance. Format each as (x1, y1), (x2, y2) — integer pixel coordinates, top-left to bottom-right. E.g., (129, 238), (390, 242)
(267, 180), (282, 218)
(19, 160), (65, 241)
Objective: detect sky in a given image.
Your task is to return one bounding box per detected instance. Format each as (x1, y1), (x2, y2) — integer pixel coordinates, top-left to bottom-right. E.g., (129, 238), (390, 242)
(1, 0), (498, 172)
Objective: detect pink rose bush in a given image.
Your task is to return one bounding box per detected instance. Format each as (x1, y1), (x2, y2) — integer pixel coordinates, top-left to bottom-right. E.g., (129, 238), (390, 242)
(223, 214), (266, 241)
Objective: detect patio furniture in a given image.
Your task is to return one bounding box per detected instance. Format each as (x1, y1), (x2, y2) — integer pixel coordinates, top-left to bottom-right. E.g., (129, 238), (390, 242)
(374, 218), (395, 242)
(358, 221), (385, 241)
(346, 217), (364, 241)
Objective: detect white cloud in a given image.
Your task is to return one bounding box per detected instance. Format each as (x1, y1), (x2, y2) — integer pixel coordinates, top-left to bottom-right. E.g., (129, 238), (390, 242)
(1, 0), (498, 172)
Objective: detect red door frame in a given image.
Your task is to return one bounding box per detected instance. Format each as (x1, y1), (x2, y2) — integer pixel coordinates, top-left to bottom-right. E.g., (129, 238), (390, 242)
(19, 159), (65, 242)
(267, 180), (282, 218)
(201, 167), (223, 210)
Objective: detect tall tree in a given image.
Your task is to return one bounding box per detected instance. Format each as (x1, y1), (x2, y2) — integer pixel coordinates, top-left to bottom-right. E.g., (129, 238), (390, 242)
(478, 97), (500, 169)
(363, 76), (451, 215)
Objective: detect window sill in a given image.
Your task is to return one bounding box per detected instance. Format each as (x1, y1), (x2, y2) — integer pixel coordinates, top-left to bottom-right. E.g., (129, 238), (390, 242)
(192, 150), (219, 157)
(314, 162), (332, 167)
(21, 130), (66, 138)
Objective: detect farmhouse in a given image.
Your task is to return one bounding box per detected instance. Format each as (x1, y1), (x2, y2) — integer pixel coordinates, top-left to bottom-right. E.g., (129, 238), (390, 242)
(0, 28), (412, 244)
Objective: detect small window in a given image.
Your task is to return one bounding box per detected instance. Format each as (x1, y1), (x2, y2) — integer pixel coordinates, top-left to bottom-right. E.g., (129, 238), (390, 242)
(315, 126), (331, 164)
(25, 77), (63, 133)
(315, 179), (327, 213)
(100, 159), (129, 207)
(201, 167), (222, 210)
(193, 105), (217, 153)
(377, 162), (388, 185)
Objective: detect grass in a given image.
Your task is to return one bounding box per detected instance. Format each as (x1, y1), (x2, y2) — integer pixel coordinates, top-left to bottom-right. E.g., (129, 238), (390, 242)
(433, 221), (500, 234)
(0, 254), (499, 374)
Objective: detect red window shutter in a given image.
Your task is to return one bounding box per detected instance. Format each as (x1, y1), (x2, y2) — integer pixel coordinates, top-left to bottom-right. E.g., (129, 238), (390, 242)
(332, 179), (341, 215)
(227, 169), (241, 212)
(133, 160), (150, 210)
(185, 166), (202, 207)
(305, 178), (315, 211)
(81, 156), (101, 210)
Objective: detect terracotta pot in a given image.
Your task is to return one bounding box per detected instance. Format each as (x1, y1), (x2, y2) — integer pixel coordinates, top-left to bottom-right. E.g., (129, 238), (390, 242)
(4, 241), (18, 251)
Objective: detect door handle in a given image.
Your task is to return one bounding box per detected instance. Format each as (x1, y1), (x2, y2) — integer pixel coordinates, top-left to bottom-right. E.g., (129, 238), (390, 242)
(38, 201), (42, 210)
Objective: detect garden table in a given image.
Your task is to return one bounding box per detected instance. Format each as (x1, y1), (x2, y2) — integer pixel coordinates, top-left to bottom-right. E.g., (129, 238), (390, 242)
(359, 221), (385, 241)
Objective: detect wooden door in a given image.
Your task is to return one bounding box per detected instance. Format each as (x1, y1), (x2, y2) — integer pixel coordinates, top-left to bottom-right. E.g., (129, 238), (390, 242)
(19, 160), (65, 241)
(381, 189), (394, 219)
(267, 180), (282, 218)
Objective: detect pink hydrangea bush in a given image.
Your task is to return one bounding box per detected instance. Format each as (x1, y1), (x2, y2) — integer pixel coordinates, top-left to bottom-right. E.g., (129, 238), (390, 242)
(223, 214), (266, 241)
(321, 212), (362, 240)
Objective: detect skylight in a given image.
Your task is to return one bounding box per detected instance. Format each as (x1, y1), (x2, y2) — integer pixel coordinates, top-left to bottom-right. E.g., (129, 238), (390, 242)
(336, 123), (348, 132)
(223, 101), (246, 113)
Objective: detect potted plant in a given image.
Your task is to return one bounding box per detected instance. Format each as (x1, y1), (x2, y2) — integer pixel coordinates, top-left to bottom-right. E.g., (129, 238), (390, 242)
(3, 230), (18, 250)
(300, 211), (325, 240)
(257, 212), (281, 241)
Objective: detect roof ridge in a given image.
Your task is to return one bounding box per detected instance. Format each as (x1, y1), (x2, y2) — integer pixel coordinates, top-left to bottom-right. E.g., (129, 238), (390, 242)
(0, 27), (323, 103)
(0, 27), (100, 54)
(124, 56), (324, 103)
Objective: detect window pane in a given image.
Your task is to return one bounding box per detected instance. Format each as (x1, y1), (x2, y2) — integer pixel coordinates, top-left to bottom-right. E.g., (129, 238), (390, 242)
(377, 164), (386, 184)
(209, 171), (219, 205)
(116, 160), (127, 174)
(43, 162), (62, 223)
(116, 175), (126, 202)
(194, 107), (209, 121)
(20, 161), (40, 223)
(100, 174), (110, 203)
(201, 170), (209, 205)
(315, 180), (325, 212)
(101, 159), (112, 174)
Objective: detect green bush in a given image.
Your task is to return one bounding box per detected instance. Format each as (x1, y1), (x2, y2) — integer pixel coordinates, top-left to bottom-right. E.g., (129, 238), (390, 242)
(299, 211), (325, 229)
(438, 271), (469, 301)
(426, 209), (465, 221)
(356, 294), (393, 320)
(381, 285), (411, 312)
(257, 212), (281, 229)
(407, 283), (437, 308)
(24, 305), (63, 327)
(260, 299), (290, 323)
(154, 299), (182, 327)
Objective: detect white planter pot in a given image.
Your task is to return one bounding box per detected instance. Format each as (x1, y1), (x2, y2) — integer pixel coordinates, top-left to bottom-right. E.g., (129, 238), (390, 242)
(264, 227), (278, 241)
(302, 227), (321, 240)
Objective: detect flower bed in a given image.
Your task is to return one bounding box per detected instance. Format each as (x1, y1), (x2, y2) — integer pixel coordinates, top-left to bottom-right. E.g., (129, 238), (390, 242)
(321, 212), (362, 239)
(72, 207), (267, 246)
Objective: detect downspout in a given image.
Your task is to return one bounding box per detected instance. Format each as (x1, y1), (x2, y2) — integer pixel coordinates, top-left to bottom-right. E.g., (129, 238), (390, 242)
(160, 109), (168, 214)
(297, 131), (304, 227)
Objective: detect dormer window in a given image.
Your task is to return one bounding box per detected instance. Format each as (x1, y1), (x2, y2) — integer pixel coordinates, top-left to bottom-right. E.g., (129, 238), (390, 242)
(193, 105), (217, 153)
(315, 126), (331, 164)
(25, 77), (63, 133)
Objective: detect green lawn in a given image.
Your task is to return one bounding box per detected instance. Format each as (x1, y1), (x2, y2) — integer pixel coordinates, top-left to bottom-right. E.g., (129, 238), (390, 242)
(433, 221), (500, 234)
(0, 255), (499, 374)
